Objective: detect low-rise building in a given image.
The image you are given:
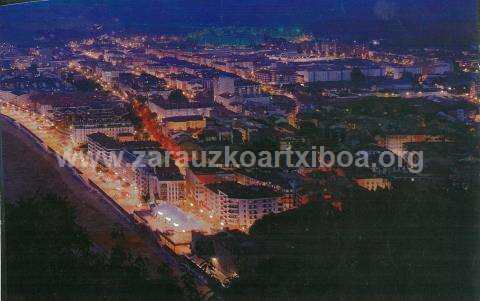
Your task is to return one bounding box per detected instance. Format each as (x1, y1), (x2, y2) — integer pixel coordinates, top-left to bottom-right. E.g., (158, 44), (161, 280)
(72, 120), (134, 146)
(354, 177), (392, 191)
(162, 115), (207, 132)
(383, 134), (447, 157)
(386, 65), (422, 80)
(148, 98), (214, 120)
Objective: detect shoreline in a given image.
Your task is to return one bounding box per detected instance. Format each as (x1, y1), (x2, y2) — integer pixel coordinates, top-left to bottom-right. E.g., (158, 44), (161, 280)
(1, 113), (215, 297)
(1, 114), (173, 266)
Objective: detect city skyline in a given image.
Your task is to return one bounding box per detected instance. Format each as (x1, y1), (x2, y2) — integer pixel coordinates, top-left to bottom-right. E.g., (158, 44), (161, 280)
(1, 1), (479, 300)
(0, 0), (477, 47)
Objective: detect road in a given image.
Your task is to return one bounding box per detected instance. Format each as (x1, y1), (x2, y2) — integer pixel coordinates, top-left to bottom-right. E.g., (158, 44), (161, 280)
(1, 111), (216, 299)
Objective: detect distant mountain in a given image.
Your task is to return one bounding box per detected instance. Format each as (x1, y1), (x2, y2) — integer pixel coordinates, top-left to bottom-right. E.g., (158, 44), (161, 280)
(0, 0), (37, 5)
(0, 0), (476, 47)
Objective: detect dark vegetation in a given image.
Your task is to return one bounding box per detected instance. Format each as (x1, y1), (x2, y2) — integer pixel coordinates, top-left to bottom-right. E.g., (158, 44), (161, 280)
(296, 97), (478, 150)
(225, 181), (479, 300)
(4, 194), (184, 300)
(0, 0), (31, 5)
(223, 97), (479, 300)
(168, 89), (189, 102)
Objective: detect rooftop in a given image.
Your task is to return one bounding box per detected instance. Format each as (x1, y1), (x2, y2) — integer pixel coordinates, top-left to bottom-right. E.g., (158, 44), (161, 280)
(123, 140), (163, 152)
(29, 92), (109, 107)
(237, 167), (305, 190)
(189, 166), (231, 175)
(149, 98), (214, 110)
(87, 133), (163, 152)
(235, 78), (260, 87)
(163, 115), (205, 123)
(153, 166), (184, 181)
(206, 182), (282, 199)
(87, 133), (121, 149)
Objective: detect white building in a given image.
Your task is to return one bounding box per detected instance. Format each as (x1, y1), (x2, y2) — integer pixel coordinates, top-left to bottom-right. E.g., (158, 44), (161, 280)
(296, 68), (351, 82)
(204, 182), (283, 230)
(429, 61), (452, 75)
(387, 65), (422, 79)
(86, 132), (122, 167)
(72, 121), (134, 146)
(384, 134), (446, 157)
(149, 170), (186, 206)
(148, 99), (213, 121)
(213, 75), (261, 102)
(213, 75), (236, 98)
(134, 163), (185, 205)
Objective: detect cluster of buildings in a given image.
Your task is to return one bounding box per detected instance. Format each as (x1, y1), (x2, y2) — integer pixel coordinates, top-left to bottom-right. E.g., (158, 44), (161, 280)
(0, 45), (73, 94)
(142, 56), (219, 98)
(86, 132), (185, 205)
(15, 92), (135, 146)
(2, 34), (477, 261)
(148, 97), (214, 121)
(146, 42), (457, 88)
(185, 167), (303, 230)
(213, 74), (278, 115)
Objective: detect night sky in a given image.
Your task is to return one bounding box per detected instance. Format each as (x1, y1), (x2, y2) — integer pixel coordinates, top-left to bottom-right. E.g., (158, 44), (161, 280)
(0, 0), (477, 46)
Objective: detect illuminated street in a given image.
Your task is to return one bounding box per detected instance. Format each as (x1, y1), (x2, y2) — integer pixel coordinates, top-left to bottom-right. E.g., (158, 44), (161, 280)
(1, 103), (213, 239)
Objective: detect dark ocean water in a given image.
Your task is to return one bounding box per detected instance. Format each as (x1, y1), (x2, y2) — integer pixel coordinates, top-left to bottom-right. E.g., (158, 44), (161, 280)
(0, 0), (477, 47)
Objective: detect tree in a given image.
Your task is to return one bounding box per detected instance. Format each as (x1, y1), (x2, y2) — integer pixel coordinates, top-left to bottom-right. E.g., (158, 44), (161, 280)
(351, 67), (366, 83)
(401, 71), (420, 85)
(246, 135), (279, 154)
(225, 181), (479, 300)
(4, 193), (184, 300)
(28, 63), (38, 77)
(168, 89), (188, 102)
(0, 1), (32, 6)
(180, 273), (201, 301)
(110, 223), (126, 242)
(141, 194), (150, 204)
(193, 236), (215, 258)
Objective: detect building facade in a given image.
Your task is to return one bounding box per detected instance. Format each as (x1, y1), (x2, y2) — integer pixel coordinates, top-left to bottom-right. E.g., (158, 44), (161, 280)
(72, 121), (134, 146)
(204, 182), (283, 230)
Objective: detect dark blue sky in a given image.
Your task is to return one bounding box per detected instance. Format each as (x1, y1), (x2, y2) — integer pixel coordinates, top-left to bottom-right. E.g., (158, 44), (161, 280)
(0, 0), (477, 46)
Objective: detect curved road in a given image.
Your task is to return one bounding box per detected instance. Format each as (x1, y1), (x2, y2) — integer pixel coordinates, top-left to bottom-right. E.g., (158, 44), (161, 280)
(1, 113), (216, 299)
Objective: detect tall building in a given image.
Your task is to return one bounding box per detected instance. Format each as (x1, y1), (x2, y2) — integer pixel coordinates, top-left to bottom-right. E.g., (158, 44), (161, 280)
(470, 74), (480, 102)
(213, 74), (235, 98)
(148, 167), (185, 205)
(234, 169), (303, 210)
(213, 74), (261, 103)
(204, 182), (283, 230)
(185, 167), (236, 209)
